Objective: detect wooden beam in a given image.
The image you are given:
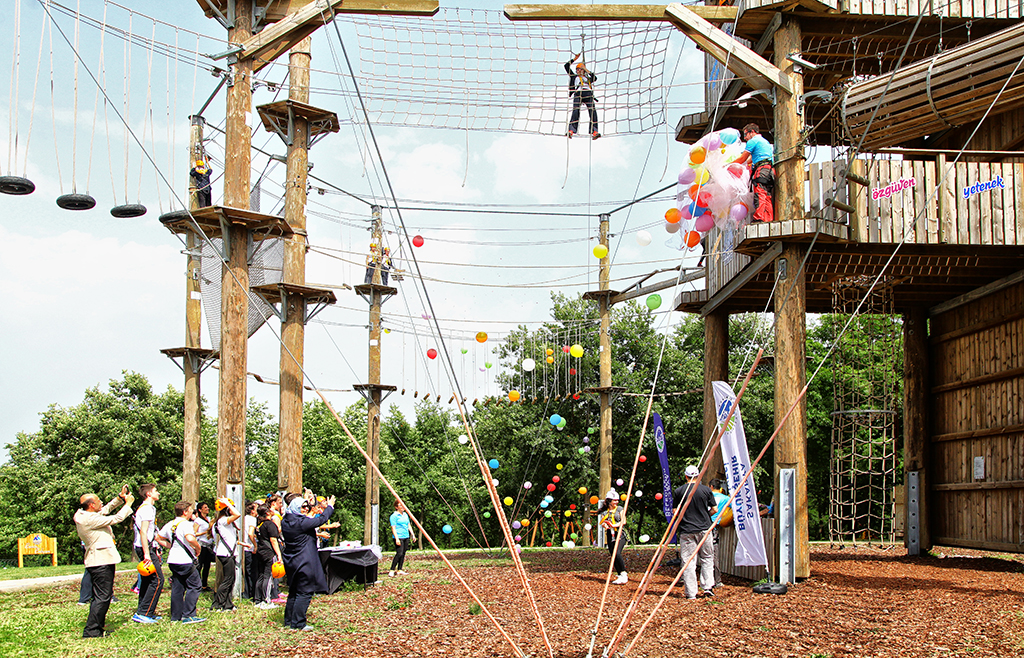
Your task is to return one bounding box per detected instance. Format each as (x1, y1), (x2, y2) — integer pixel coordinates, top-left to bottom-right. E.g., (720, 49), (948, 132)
(665, 4), (792, 95)
(931, 537), (1024, 553)
(237, 0), (439, 71)
(932, 480), (1024, 491)
(504, 3), (737, 22)
(928, 268), (1024, 317)
(610, 270), (703, 304)
(696, 241), (783, 317)
(902, 307), (930, 553)
(197, 0), (438, 23)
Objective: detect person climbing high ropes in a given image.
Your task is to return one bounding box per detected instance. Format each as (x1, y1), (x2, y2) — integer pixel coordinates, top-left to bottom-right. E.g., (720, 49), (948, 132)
(565, 53), (599, 139)
(190, 160), (213, 208)
(734, 123), (775, 222)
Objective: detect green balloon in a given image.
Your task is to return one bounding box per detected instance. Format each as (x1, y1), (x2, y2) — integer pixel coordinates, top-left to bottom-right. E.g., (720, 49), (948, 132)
(587, 427), (596, 434)
(485, 362), (493, 369)
(558, 418), (567, 428)
(483, 511), (491, 518)
(461, 348), (468, 354)
(646, 294), (662, 310)
(544, 511), (552, 518)
(570, 533), (578, 540)
(578, 447), (585, 454)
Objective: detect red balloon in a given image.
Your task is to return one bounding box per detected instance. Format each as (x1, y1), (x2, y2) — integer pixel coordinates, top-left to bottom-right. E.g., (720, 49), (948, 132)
(697, 189), (713, 208)
(412, 235), (425, 247)
(685, 231), (701, 248)
(655, 492), (663, 500)
(569, 368), (576, 375)
(639, 455), (647, 463)
(427, 348), (437, 359)
(546, 483), (556, 492)
(552, 476), (560, 483)
(728, 163), (746, 177)
(569, 504), (576, 510)
(545, 541), (552, 547)
(562, 345), (570, 353)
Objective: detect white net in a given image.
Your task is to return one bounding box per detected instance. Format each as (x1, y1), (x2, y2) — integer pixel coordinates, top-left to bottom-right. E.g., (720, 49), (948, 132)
(200, 237), (284, 351)
(347, 8), (673, 136)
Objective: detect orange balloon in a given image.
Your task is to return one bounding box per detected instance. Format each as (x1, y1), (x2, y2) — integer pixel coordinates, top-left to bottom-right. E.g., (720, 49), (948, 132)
(685, 231), (701, 248)
(589, 495), (599, 505)
(546, 356), (554, 364)
(476, 331), (488, 343)
(546, 348), (554, 356)
(690, 146), (706, 165)
(664, 207), (682, 224)
(509, 390), (520, 402)
(688, 184), (700, 201)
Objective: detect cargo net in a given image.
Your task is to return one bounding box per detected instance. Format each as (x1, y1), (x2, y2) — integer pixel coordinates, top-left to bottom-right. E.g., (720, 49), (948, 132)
(200, 236), (284, 352)
(828, 276), (902, 547)
(347, 8), (672, 136)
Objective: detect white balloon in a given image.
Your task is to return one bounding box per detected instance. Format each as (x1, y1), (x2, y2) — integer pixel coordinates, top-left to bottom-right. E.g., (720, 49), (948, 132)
(634, 490), (643, 497)
(522, 358), (536, 372)
(639, 534), (650, 543)
(492, 478), (499, 486)
(458, 434), (469, 445)
(665, 220), (681, 234)
(584, 523), (593, 531)
(636, 230), (652, 246)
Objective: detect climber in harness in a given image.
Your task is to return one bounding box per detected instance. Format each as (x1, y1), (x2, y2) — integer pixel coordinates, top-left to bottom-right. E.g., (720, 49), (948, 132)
(565, 53), (599, 139)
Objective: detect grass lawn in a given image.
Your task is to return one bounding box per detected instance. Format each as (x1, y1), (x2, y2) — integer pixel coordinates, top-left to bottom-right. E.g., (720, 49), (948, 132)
(0, 564), (87, 581)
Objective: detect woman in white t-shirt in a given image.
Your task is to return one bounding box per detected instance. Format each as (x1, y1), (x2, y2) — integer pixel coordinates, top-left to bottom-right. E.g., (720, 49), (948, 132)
(211, 499), (245, 612)
(156, 501), (205, 624)
(193, 502), (215, 591)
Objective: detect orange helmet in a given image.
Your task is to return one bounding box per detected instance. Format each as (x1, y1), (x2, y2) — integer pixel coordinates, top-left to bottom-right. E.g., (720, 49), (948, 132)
(271, 561), (286, 579)
(137, 561), (156, 576)
(576, 62), (585, 71)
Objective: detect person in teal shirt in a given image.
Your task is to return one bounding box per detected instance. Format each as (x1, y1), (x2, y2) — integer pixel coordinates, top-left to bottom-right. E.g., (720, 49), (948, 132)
(735, 123), (775, 222)
(388, 500), (415, 577)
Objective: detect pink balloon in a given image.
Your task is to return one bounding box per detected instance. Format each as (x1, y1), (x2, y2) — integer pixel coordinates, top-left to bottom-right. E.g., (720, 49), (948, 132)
(728, 163), (745, 178)
(694, 213), (715, 232)
(680, 203), (693, 220)
(707, 134), (722, 149)
(665, 220), (681, 234)
(730, 203), (749, 223)
(678, 167), (696, 186)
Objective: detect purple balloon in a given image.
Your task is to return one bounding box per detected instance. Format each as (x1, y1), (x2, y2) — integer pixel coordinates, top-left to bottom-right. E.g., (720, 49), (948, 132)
(707, 134), (722, 149)
(678, 167), (696, 186)
(512, 521), (521, 530)
(695, 213), (715, 232)
(730, 203), (749, 223)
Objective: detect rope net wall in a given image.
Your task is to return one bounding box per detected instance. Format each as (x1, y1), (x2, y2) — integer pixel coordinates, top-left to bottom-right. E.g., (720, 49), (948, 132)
(200, 237), (284, 351)
(828, 277), (902, 546)
(348, 9), (672, 136)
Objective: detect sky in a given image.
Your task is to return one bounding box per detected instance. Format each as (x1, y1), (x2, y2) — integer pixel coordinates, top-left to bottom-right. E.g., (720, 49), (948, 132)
(0, 0), (712, 451)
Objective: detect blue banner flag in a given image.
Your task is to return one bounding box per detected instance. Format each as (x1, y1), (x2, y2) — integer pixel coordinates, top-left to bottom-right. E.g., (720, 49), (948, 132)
(652, 413), (674, 525)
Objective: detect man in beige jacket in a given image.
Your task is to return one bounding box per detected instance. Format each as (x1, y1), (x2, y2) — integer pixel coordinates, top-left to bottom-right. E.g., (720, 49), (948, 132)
(74, 484), (134, 637)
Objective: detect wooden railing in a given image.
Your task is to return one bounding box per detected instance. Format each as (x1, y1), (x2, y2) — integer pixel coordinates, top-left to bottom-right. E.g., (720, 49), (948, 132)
(703, 155), (1024, 299)
(736, 0), (1022, 19)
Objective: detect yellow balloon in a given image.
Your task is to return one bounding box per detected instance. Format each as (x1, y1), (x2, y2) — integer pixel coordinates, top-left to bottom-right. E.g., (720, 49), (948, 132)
(569, 344), (584, 358)
(556, 463), (563, 470)
(546, 356), (554, 364)
(509, 390), (521, 402)
(593, 244), (609, 259)
(620, 494), (627, 501)
(503, 497), (513, 506)
(578, 487), (588, 495)
(564, 510), (572, 517)
(696, 168), (711, 185)
(521, 519), (530, 527)
(546, 348), (554, 356)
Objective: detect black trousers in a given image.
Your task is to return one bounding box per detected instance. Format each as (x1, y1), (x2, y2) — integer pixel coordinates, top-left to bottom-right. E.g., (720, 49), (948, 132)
(243, 551), (255, 599)
(168, 562), (201, 621)
(283, 589), (313, 629)
(136, 551), (164, 618)
(569, 90), (598, 134)
(390, 537), (409, 572)
(83, 564), (115, 637)
(606, 531), (626, 574)
(254, 557), (276, 604)
(212, 555), (236, 610)
(198, 545), (215, 588)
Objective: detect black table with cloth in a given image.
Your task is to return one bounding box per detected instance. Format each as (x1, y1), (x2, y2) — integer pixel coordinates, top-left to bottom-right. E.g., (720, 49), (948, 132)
(318, 546), (381, 592)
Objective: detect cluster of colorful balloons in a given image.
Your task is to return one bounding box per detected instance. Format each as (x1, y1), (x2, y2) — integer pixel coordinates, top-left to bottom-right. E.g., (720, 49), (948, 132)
(549, 413), (567, 431)
(670, 128), (754, 248)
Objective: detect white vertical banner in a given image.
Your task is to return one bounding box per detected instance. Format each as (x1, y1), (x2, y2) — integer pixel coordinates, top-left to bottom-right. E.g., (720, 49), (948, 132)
(712, 380), (768, 567)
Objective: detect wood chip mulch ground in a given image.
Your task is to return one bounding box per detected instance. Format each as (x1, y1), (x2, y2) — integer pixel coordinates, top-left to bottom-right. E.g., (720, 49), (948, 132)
(256, 545), (1024, 658)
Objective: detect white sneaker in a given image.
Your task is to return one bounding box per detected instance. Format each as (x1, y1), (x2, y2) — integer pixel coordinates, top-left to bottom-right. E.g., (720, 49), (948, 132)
(613, 572), (628, 585)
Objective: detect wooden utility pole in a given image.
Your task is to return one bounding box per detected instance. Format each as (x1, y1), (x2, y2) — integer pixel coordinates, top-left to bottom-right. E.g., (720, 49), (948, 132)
(182, 117), (206, 504)
(902, 307), (930, 554)
(277, 39), (312, 492)
(772, 16), (809, 581)
(354, 207), (397, 546)
(703, 309), (728, 481)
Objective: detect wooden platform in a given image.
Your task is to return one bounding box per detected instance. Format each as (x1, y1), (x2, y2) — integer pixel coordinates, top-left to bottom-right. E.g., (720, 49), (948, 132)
(257, 100), (340, 147)
(159, 206), (293, 240)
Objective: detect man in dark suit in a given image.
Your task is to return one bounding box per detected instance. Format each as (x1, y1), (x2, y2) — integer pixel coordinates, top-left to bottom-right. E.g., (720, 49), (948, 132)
(281, 492), (336, 630)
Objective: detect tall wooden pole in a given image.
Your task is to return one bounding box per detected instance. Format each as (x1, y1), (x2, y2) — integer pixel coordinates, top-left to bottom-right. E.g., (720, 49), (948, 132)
(277, 38), (312, 492)
(773, 16), (809, 580)
(597, 213), (612, 547)
(217, 0), (254, 496)
(363, 206), (384, 546)
(182, 116), (205, 504)
(903, 307), (930, 553)
(703, 309), (728, 481)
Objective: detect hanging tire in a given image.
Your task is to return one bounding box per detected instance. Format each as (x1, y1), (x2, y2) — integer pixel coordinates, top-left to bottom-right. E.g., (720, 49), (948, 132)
(110, 203), (147, 218)
(56, 193), (97, 210)
(0, 175), (35, 195)
(159, 209), (191, 225)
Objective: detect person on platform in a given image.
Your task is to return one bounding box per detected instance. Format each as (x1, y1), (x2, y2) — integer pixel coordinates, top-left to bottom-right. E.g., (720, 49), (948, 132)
(597, 490), (628, 585)
(242, 501), (258, 599)
(158, 501), (206, 624)
(74, 485), (135, 638)
(388, 499), (416, 577)
(191, 159), (213, 207)
(734, 123), (775, 222)
(281, 493), (336, 630)
(364, 243), (380, 284)
(210, 498), (245, 612)
(132, 483), (163, 623)
(254, 505), (284, 610)
(673, 465), (718, 599)
(565, 53), (599, 139)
